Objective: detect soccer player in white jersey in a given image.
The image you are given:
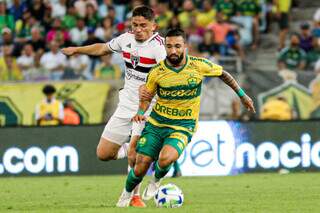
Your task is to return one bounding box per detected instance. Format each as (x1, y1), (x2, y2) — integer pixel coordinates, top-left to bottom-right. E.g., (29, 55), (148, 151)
(61, 6), (166, 207)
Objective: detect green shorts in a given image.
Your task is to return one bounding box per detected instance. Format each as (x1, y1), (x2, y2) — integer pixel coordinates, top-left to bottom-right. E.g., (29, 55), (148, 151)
(136, 122), (192, 160)
(279, 13), (289, 29)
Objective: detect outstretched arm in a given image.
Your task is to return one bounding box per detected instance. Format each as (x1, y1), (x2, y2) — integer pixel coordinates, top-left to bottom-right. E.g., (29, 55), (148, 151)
(131, 85), (155, 123)
(219, 70), (256, 113)
(61, 43), (111, 56)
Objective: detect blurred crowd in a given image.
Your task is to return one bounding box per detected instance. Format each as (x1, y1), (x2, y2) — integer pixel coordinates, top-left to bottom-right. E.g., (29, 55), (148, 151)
(0, 0), (318, 82)
(0, 0), (286, 82)
(277, 6), (320, 73)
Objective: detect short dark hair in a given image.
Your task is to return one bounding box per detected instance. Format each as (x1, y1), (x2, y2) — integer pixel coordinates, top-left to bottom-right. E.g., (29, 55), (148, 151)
(42, 84), (56, 95)
(290, 32), (300, 38)
(300, 22), (310, 30)
(165, 28), (186, 41)
(132, 6), (155, 21)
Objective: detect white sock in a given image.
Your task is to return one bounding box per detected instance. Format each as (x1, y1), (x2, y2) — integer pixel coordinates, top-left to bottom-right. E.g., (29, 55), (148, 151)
(152, 174), (160, 183)
(117, 143), (129, 159)
(133, 183), (141, 195)
(122, 188), (132, 197)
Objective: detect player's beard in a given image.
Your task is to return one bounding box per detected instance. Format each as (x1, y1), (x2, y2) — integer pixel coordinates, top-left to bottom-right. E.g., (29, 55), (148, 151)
(167, 53), (184, 66)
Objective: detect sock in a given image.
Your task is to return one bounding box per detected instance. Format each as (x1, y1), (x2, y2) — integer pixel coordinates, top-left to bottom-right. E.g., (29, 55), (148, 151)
(173, 161), (181, 175)
(128, 165), (141, 196)
(117, 143), (129, 159)
(133, 183), (141, 196)
(173, 161), (180, 172)
(125, 169), (143, 192)
(154, 161), (172, 181)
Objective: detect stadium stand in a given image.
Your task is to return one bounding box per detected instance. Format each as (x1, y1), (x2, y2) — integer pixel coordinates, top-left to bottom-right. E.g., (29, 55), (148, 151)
(0, 0), (320, 123)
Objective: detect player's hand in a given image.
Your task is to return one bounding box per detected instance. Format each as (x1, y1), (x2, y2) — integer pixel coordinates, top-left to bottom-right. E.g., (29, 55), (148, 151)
(139, 85), (153, 101)
(61, 47), (77, 56)
(131, 114), (146, 123)
(240, 95), (256, 113)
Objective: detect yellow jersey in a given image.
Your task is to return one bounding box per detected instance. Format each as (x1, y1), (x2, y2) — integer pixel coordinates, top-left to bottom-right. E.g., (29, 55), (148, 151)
(36, 98), (63, 126)
(145, 55), (223, 133)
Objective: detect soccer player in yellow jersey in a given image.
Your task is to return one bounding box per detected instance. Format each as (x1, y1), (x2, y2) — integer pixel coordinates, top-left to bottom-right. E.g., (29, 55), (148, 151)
(116, 28), (255, 207)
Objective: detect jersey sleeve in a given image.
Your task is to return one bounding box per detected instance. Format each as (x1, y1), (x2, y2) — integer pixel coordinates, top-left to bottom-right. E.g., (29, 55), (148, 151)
(145, 67), (158, 94)
(154, 41), (167, 63)
(198, 57), (223, 77)
(107, 33), (126, 53)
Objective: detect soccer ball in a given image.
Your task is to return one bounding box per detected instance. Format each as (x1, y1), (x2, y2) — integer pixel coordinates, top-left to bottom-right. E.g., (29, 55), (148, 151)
(154, 183), (184, 208)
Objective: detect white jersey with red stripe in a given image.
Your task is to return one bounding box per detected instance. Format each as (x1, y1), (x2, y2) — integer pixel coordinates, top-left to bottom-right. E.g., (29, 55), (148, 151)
(107, 32), (166, 118)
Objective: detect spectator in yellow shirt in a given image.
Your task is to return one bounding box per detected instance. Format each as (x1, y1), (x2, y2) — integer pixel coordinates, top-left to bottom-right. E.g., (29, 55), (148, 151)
(274, 0), (292, 49)
(94, 53), (121, 80)
(0, 44), (23, 81)
(196, 0), (216, 28)
(35, 84), (64, 126)
(155, 2), (173, 33)
(178, 0), (198, 28)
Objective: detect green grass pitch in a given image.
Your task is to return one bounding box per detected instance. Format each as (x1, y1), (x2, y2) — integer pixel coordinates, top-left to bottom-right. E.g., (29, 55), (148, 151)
(1, 173), (319, 213)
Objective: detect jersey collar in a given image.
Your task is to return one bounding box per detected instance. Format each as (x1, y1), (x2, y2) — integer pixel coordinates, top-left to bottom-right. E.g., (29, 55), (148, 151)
(164, 55), (189, 73)
(135, 32), (159, 46)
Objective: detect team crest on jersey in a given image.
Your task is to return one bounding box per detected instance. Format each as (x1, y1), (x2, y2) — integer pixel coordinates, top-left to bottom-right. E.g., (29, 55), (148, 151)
(130, 51), (140, 68)
(187, 74), (199, 87)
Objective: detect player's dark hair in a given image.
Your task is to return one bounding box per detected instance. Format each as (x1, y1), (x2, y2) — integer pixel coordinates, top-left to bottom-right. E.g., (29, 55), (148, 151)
(132, 6), (155, 21)
(165, 28), (187, 41)
(42, 84), (56, 95)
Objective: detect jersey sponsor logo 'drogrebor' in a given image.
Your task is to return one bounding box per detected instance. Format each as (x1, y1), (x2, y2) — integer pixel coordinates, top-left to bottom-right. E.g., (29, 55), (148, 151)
(155, 103), (192, 117)
(158, 88), (198, 98)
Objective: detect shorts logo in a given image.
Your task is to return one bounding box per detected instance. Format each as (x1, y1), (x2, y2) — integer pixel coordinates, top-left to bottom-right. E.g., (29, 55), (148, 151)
(138, 137), (147, 146)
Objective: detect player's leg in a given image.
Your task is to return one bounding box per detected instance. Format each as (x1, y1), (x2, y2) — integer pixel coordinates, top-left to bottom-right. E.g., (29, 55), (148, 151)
(156, 145), (179, 177)
(128, 121), (146, 207)
(128, 136), (145, 207)
(128, 120), (145, 167)
(172, 161), (182, 177)
(279, 13), (289, 50)
(143, 131), (190, 200)
(117, 123), (162, 207)
(96, 116), (131, 161)
(117, 153), (153, 207)
(127, 154), (154, 192)
(156, 131), (190, 178)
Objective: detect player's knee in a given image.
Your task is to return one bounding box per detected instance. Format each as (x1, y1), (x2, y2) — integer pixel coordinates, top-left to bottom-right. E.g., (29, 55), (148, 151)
(133, 165), (148, 177)
(133, 156), (152, 177)
(128, 156), (136, 168)
(158, 155), (176, 168)
(96, 148), (117, 161)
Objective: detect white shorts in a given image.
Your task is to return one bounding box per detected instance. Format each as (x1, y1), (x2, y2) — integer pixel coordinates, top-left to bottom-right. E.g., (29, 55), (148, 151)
(101, 115), (146, 146)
